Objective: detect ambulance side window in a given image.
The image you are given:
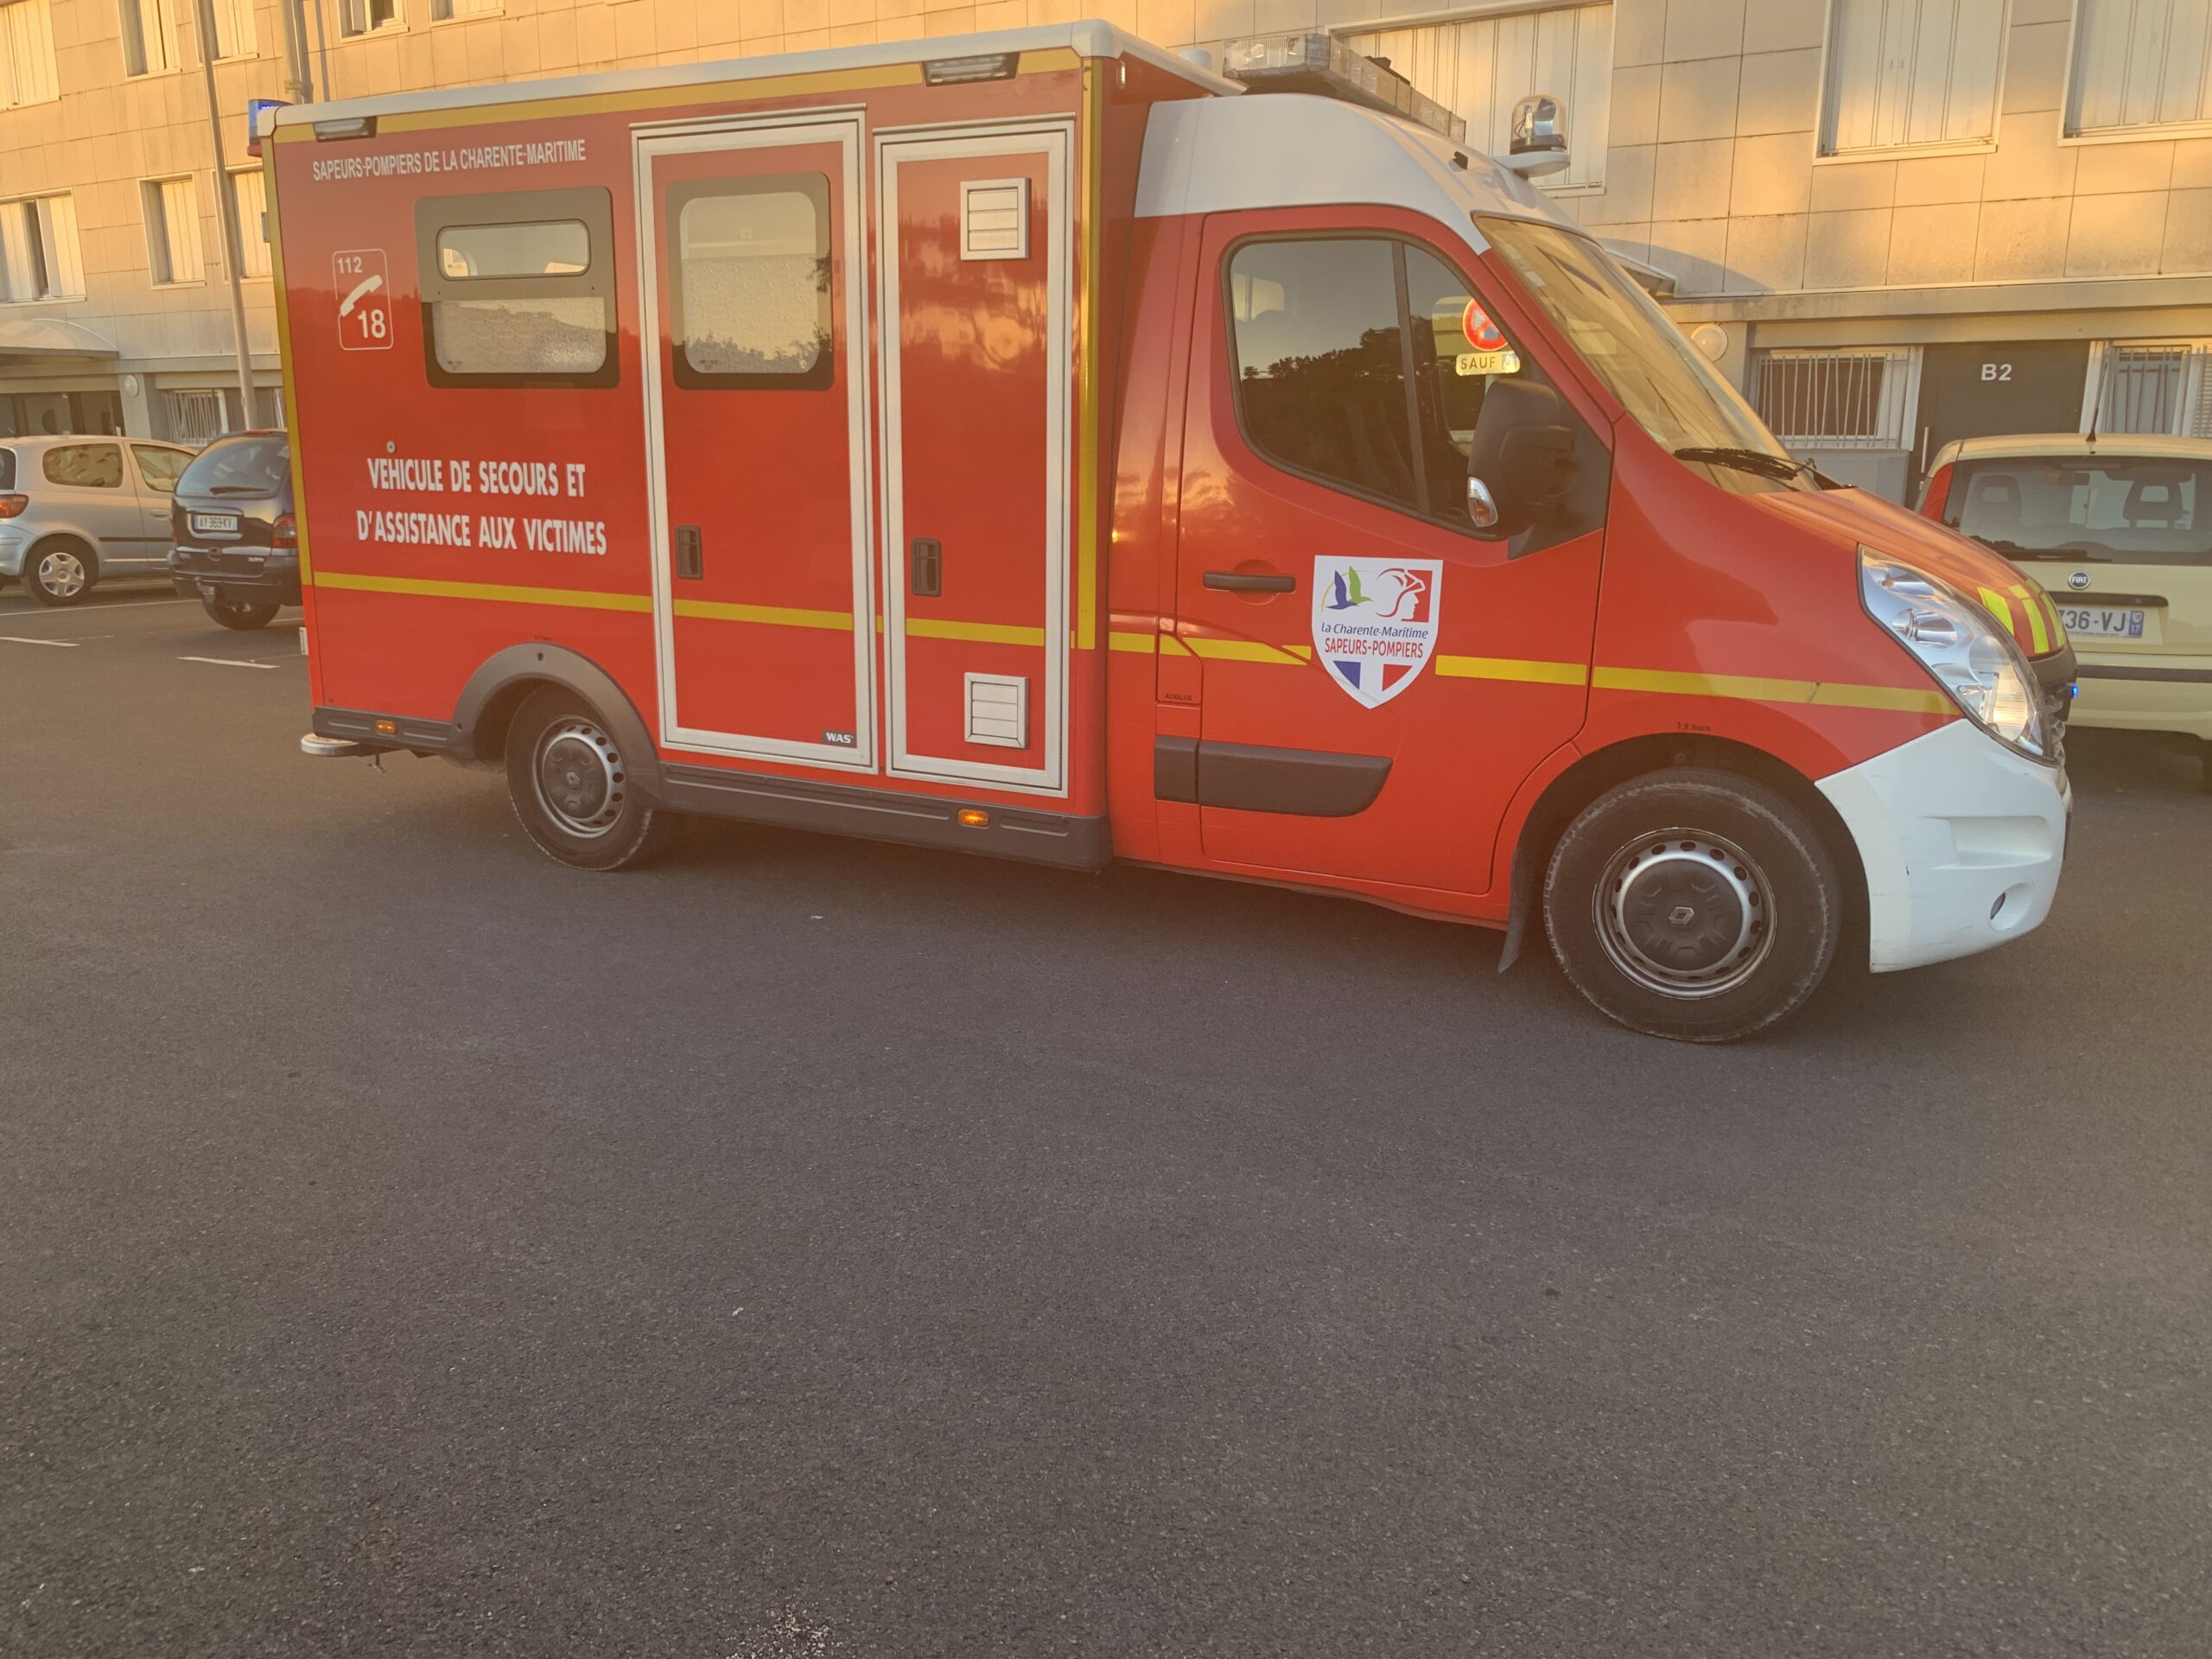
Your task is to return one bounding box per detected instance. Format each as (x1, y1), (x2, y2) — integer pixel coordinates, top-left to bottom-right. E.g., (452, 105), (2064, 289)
(415, 188), (619, 389)
(667, 175), (832, 391)
(1225, 235), (1564, 534)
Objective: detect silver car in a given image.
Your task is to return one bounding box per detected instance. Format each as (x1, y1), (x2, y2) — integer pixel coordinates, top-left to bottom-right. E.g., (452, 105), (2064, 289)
(0, 434), (197, 606)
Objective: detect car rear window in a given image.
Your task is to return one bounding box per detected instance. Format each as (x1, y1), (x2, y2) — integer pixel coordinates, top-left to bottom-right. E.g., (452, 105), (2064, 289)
(178, 436), (290, 496)
(0, 448), (14, 492)
(1947, 455), (2211, 566)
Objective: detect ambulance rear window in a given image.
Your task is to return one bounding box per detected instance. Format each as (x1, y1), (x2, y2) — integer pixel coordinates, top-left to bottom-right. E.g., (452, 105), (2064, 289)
(415, 188), (619, 390)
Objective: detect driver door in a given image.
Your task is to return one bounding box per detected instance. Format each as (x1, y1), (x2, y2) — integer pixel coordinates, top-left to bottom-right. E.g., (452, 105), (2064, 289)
(1171, 213), (1606, 897)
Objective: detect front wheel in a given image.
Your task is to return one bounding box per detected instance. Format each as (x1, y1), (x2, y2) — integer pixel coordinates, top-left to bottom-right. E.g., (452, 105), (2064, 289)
(504, 687), (674, 871)
(1543, 769), (1842, 1042)
(202, 597), (280, 630)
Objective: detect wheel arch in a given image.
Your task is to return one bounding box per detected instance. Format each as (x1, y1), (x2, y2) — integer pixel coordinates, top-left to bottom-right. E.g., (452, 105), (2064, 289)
(1499, 733), (1867, 972)
(452, 645), (666, 804)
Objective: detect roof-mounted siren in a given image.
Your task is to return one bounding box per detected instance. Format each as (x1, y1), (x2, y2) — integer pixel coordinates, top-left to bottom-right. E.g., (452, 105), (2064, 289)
(1497, 93), (1570, 179)
(1217, 33), (1468, 145)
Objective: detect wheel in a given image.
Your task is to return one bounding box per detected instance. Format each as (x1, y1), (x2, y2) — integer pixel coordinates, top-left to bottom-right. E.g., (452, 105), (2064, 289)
(202, 597), (280, 630)
(503, 688), (674, 872)
(23, 539), (94, 607)
(1543, 768), (1842, 1042)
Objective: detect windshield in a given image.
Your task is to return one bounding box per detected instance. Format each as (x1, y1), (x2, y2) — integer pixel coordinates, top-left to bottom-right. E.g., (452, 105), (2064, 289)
(179, 435), (290, 497)
(1946, 455), (2211, 566)
(1475, 216), (1808, 493)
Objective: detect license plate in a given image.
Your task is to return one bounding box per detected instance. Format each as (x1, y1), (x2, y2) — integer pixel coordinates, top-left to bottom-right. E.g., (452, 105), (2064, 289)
(190, 512), (239, 537)
(2058, 605), (2147, 639)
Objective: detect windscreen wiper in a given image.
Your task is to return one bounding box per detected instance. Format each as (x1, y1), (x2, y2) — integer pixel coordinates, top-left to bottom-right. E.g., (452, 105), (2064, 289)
(1974, 538), (2112, 562)
(1672, 445), (1814, 482)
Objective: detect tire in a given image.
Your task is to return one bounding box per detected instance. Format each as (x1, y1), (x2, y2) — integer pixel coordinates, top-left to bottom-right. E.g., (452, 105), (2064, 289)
(203, 597), (280, 630)
(1543, 768), (1842, 1043)
(503, 687), (674, 872)
(23, 539), (94, 607)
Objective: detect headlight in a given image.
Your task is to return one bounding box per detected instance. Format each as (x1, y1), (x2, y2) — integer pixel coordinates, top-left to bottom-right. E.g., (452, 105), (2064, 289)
(1859, 548), (2048, 761)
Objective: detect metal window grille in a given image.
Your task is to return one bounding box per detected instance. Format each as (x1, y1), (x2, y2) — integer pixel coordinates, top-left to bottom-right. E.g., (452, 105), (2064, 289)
(2097, 345), (2212, 438)
(162, 389), (226, 448)
(1749, 348), (1918, 449)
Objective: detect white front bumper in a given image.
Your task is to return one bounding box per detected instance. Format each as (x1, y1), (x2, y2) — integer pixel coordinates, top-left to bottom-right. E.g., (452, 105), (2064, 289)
(1817, 719), (2070, 973)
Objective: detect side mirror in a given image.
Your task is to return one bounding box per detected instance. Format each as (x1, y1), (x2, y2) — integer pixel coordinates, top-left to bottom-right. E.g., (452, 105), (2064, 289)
(1465, 378), (1578, 539)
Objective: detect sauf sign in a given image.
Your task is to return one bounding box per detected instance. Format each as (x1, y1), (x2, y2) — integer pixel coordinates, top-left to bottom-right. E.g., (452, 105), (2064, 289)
(1312, 556), (1443, 708)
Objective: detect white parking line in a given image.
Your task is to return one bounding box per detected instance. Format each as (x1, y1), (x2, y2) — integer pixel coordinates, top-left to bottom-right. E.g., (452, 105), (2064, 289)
(1, 636), (79, 647)
(0, 597), (193, 618)
(179, 656), (279, 670)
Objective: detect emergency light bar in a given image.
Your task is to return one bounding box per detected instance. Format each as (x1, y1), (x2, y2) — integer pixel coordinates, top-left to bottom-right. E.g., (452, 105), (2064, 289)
(1218, 33), (1467, 145)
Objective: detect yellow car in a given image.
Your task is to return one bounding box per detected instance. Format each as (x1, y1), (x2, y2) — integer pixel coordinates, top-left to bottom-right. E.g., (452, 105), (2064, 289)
(1923, 433), (2212, 786)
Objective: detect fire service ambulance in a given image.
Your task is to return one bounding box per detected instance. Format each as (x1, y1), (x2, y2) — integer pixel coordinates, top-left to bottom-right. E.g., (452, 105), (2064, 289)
(270, 23), (2075, 1040)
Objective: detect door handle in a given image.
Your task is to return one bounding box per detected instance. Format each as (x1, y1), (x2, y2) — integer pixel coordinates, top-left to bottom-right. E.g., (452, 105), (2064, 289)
(674, 524), (702, 581)
(910, 537), (942, 598)
(1203, 570), (1295, 593)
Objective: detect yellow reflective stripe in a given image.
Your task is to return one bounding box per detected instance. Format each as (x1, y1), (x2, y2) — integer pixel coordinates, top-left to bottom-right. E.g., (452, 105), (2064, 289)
(673, 598), (852, 630)
(1158, 632), (1194, 658)
(1593, 664), (1950, 715)
(313, 570), (652, 612)
(1108, 630), (1159, 654)
(1183, 636), (1313, 664)
(2011, 582), (2050, 653)
(1435, 654), (1589, 687)
(906, 617), (1048, 647)
(1979, 587), (2017, 634)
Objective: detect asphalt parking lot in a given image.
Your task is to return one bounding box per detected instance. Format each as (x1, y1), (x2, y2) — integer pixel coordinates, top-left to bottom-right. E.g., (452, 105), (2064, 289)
(4, 583), (2209, 1657)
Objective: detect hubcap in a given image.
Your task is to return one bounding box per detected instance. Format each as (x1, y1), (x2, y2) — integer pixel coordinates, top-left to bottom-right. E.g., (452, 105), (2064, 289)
(533, 719), (626, 838)
(36, 549), (86, 599)
(1594, 830), (1775, 999)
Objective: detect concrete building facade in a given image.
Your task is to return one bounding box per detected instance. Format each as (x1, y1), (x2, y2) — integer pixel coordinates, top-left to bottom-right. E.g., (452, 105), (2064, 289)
(3, 0), (2209, 498)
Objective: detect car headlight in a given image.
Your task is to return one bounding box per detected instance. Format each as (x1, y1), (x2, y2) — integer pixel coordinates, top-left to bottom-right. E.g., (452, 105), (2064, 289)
(1859, 547), (2049, 762)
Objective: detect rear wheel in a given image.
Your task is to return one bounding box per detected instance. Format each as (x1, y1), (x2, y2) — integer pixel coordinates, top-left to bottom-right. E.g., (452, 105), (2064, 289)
(1543, 769), (1841, 1042)
(23, 540), (93, 607)
(202, 597), (280, 630)
(503, 687), (674, 872)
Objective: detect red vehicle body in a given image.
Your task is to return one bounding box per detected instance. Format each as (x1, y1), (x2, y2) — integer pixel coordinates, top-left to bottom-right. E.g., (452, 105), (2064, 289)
(270, 23), (2075, 1039)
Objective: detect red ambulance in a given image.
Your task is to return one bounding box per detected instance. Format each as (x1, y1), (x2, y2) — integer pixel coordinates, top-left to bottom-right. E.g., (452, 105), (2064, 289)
(270, 22), (2075, 1040)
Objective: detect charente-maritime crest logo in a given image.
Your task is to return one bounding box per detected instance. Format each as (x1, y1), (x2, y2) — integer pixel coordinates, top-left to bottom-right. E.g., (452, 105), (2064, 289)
(1312, 556), (1445, 709)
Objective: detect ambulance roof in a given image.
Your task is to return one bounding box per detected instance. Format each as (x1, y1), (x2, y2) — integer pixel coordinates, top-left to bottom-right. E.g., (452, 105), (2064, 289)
(1133, 92), (1578, 244)
(266, 21), (1239, 130)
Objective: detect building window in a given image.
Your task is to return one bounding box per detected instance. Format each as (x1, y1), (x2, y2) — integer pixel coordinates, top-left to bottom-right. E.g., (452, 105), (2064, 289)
(208, 0), (254, 58)
(143, 176), (206, 285)
(118, 0), (179, 75)
(0, 194), (83, 301)
(429, 0), (500, 18)
(1750, 348), (1921, 449)
(2069, 0), (2212, 136)
(0, 0), (60, 107)
(228, 168), (270, 279)
(340, 0), (403, 35)
(1821, 0), (2005, 155)
(2095, 343), (2212, 437)
(1344, 6), (1612, 191)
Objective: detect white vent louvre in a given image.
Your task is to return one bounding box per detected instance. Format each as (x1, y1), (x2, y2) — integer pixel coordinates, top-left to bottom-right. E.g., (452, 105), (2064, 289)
(960, 179), (1028, 261)
(963, 673), (1028, 748)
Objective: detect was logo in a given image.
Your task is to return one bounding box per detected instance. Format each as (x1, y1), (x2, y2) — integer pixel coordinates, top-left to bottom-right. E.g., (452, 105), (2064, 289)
(1312, 556), (1444, 709)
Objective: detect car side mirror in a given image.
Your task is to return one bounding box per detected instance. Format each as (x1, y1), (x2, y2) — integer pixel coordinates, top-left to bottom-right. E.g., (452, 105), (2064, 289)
(1465, 378), (1578, 539)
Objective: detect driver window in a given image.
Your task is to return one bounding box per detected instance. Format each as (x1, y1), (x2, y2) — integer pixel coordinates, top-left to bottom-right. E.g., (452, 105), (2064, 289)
(1225, 235), (1554, 531)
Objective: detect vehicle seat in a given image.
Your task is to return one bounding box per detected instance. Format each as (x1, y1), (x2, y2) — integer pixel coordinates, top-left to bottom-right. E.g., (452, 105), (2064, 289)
(1968, 474), (2021, 529)
(2123, 471), (2185, 529)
